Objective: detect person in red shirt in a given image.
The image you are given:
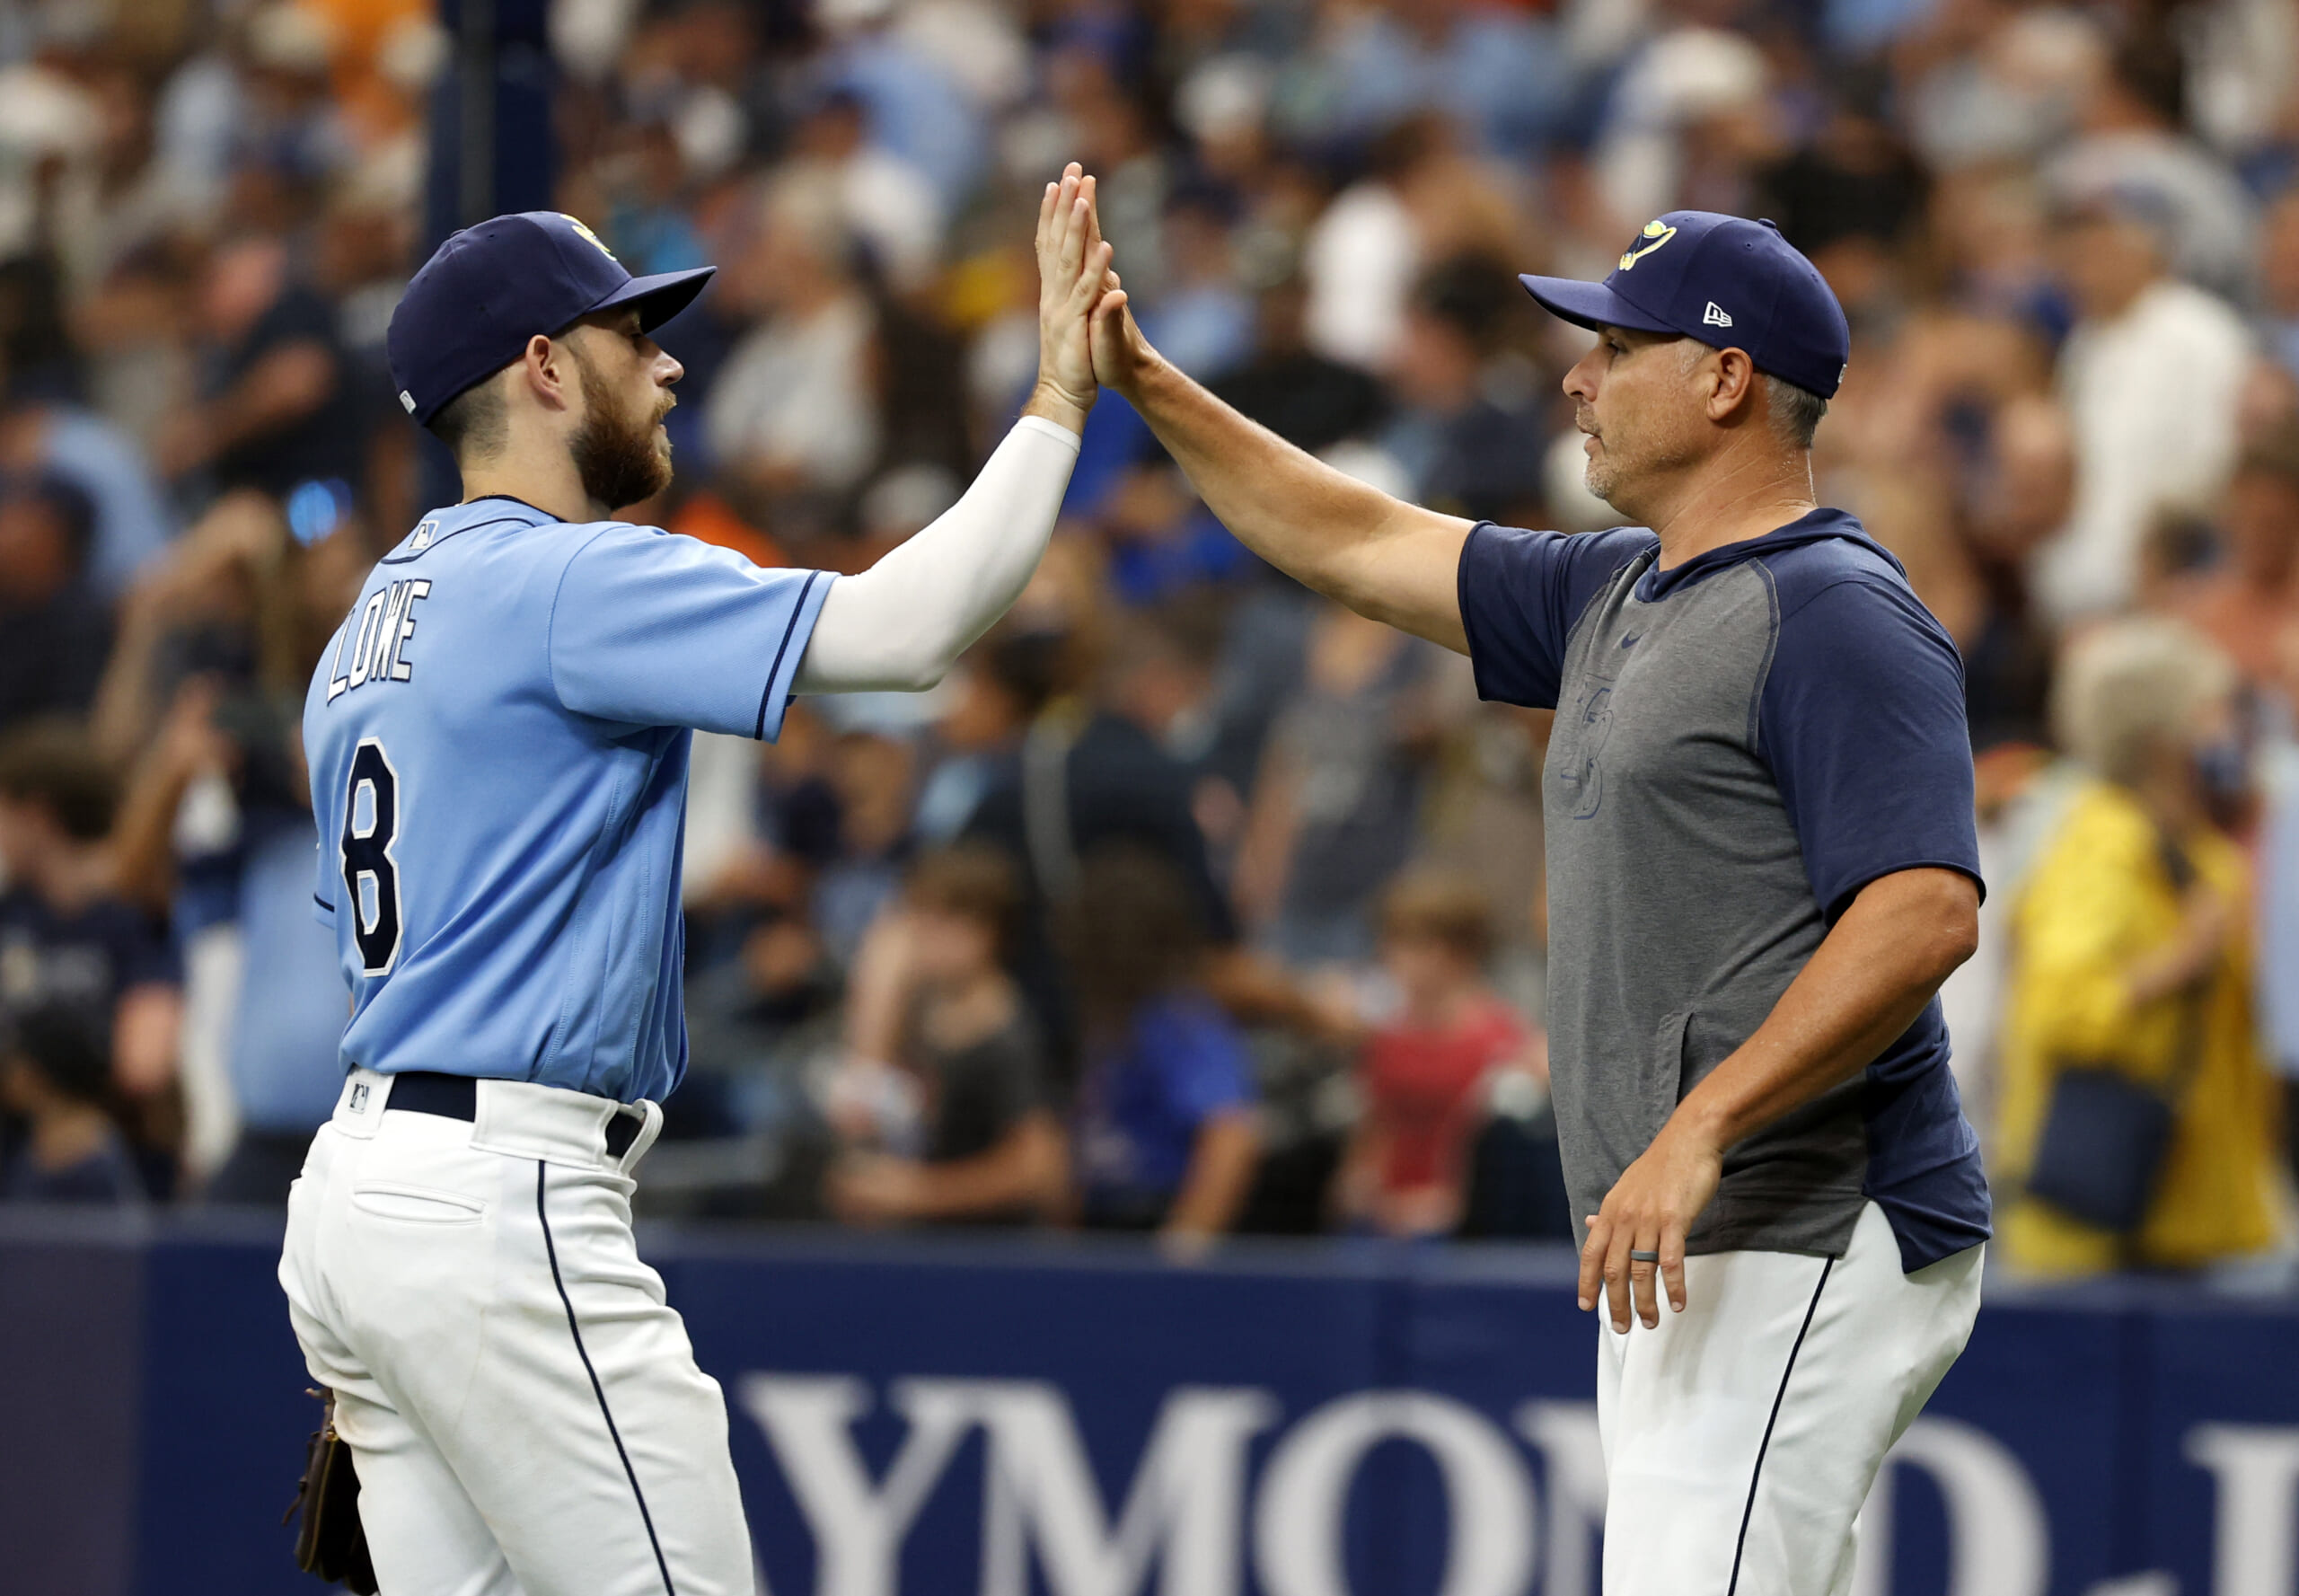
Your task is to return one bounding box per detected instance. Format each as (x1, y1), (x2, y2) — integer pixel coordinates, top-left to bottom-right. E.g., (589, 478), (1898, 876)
(1334, 870), (1546, 1236)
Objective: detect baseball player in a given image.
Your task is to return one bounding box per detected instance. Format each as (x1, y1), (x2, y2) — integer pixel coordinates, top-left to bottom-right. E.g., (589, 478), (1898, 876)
(1086, 205), (1990, 1592)
(278, 169), (1113, 1595)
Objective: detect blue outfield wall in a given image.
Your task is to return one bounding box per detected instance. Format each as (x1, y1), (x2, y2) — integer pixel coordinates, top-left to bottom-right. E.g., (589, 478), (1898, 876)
(3, 1210), (2296, 1596)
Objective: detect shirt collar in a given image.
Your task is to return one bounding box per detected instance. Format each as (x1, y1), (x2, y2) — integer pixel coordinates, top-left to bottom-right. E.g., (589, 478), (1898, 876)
(463, 492), (565, 523)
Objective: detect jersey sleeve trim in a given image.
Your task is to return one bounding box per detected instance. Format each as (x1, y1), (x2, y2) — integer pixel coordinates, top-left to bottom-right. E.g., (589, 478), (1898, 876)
(313, 892), (338, 927)
(753, 569), (832, 741)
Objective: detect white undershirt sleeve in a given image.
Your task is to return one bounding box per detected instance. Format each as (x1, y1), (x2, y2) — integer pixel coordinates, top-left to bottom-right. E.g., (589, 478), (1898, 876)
(791, 415), (1083, 694)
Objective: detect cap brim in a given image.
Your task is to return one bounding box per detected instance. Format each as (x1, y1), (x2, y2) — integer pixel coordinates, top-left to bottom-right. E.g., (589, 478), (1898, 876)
(1517, 275), (1678, 336)
(586, 265), (718, 333)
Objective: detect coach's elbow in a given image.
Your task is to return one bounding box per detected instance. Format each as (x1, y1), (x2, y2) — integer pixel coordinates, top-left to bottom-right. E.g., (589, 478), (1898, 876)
(1854, 867), (1980, 987)
(1908, 869), (1981, 981)
(1932, 905), (1980, 985)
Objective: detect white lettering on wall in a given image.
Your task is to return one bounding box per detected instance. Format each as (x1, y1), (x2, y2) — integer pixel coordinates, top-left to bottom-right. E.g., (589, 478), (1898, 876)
(738, 1377), (2233, 1596)
(972, 1381), (1276, 1596)
(1851, 1417), (2049, 1596)
(737, 1375), (975, 1596)
(1517, 1401), (1607, 1596)
(1254, 1391), (1536, 1596)
(2187, 1424), (2299, 1596)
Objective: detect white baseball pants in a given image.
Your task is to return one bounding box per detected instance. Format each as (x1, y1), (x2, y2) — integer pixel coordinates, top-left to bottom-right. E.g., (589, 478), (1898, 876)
(1598, 1200), (1984, 1596)
(279, 1069), (755, 1596)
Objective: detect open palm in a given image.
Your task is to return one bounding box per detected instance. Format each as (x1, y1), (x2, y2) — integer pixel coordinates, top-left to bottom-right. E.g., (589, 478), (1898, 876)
(1034, 163), (1114, 425)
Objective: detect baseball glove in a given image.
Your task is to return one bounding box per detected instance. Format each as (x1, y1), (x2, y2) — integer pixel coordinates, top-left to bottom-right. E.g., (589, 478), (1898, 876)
(285, 1388), (378, 1594)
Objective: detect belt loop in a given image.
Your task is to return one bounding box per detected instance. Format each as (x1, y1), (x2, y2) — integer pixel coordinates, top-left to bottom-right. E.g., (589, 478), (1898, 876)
(618, 1101), (663, 1174)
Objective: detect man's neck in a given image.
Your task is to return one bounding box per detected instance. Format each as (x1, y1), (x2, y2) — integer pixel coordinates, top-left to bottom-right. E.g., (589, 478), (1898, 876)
(457, 455), (605, 524)
(1639, 446), (1819, 570)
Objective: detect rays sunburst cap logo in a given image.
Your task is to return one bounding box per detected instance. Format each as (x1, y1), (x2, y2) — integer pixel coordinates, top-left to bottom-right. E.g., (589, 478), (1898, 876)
(559, 214), (620, 264)
(1617, 219), (1677, 271)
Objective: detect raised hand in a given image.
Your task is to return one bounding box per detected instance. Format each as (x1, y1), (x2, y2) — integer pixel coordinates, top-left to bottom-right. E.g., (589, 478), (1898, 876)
(1079, 182), (1158, 401)
(1026, 163), (1116, 435)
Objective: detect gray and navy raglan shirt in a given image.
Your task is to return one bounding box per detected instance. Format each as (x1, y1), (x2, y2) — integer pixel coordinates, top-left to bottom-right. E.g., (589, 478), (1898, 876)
(1458, 510), (1991, 1273)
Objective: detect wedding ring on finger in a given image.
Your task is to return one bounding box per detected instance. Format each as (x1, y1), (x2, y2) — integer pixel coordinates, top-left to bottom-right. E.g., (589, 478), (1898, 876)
(1629, 1249), (1660, 1264)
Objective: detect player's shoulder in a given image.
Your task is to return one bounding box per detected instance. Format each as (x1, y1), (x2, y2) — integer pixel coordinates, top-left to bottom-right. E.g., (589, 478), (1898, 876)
(1749, 509), (1925, 618)
(1748, 513), (1966, 690)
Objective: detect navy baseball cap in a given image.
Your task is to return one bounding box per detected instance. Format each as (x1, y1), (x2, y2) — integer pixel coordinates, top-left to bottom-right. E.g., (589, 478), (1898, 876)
(386, 212), (716, 426)
(1519, 211), (1851, 399)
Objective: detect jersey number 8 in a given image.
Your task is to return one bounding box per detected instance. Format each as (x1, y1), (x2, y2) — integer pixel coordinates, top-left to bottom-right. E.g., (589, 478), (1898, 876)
(341, 738), (403, 976)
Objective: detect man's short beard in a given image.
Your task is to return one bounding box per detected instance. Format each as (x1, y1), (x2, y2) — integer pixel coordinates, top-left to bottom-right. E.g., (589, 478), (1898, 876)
(568, 347), (672, 511)
(1584, 452), (1620, 505)
(1583, 430), (1694, 514)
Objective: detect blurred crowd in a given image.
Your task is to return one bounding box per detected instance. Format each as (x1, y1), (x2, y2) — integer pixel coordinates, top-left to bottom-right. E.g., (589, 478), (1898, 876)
(4, 0), (2299, 1276)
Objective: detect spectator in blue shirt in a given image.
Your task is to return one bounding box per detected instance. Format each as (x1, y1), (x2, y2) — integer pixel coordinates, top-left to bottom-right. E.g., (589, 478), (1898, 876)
(1066, 847), (1259, 1249)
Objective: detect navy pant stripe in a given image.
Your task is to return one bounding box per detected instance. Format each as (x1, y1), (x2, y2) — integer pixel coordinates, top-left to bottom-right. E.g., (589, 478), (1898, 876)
(1725, 1254), (1836, 1596)
(536, 1161), (678, 1596)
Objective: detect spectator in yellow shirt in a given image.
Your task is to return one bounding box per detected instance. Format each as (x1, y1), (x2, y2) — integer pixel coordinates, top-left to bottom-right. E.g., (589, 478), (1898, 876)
(1997, 618), (2285, 1275)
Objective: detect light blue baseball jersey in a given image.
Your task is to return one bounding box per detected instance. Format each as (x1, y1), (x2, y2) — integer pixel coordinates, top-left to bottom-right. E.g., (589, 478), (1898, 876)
(304, 495), (832, 1102)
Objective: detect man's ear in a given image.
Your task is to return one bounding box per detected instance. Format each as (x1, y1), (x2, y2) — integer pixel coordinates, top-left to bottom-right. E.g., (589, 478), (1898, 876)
(519, 333), (575, 413)
(1705, 348), (1760, 424)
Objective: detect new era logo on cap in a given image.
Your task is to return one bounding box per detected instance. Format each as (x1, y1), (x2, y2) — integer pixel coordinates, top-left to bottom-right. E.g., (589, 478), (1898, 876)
(1704, 302), (1733, 328)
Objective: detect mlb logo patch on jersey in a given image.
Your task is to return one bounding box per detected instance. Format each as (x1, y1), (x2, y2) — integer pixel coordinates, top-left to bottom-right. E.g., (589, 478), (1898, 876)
(349, 1082), (370, 1114)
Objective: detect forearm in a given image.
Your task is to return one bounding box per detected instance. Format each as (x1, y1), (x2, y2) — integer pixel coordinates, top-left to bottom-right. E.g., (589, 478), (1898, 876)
(89, 607), (166, 765)
(2123, 904), (2224, 1008)
(793, 410), (1082, 692)
(1330, 1119), (1387, 1220)
(1672, 869), (1979, 1152)
(841, 909), (919, 1064)
(112, 983), (183, 1095)
(110, 759), (194, 913)
(1123, 355), (1471, 646)
(1163, 1111), (1261, 1238)
(904, 1116), (1065, 1219)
